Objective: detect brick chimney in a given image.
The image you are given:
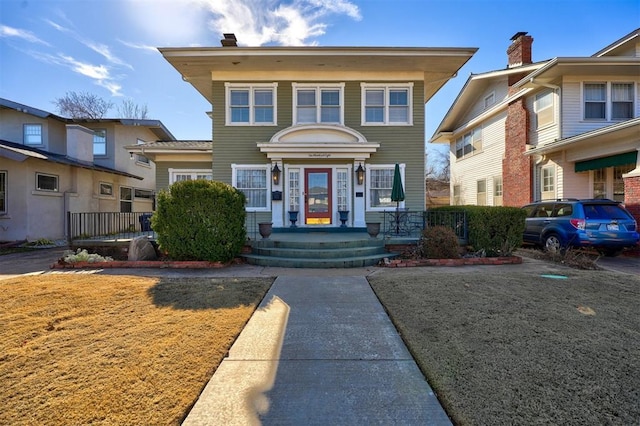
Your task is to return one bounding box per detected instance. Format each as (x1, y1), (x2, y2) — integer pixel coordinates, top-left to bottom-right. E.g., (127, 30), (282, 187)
(503, 32), (533, 207)
(507, 32), (533, 68)
(221, 33), (237, 47)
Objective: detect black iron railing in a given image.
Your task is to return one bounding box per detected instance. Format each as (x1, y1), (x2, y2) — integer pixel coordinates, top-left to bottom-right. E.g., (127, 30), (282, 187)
(382, 210), (467, 241)
(67, 211), (154, 242)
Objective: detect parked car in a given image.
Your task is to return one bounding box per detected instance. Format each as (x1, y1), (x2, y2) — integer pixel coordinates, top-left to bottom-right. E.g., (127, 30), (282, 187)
(522, 199), (639, 256)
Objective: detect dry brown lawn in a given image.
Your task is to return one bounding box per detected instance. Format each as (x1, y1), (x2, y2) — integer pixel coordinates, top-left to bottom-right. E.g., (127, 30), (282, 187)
(370, 267), (640, 425)
(0, 274), (272, 425)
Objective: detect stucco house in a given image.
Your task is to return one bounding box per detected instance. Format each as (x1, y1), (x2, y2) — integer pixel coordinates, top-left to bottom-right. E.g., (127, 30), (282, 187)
(135, 34), (476, 232)
(0, 98), (174, 242)
(430, 29), (640, 223)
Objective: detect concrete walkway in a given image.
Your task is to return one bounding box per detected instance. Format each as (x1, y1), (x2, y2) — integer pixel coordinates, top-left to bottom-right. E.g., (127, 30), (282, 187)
(183, 276), (451, 425)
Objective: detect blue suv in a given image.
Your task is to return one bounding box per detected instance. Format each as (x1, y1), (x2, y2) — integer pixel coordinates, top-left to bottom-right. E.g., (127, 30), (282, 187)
(522, 199), (639, 256)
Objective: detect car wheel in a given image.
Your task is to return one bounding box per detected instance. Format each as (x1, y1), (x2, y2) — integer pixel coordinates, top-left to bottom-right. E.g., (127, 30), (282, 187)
(599, 248), (623, 257)
(543, 234), (564, 254)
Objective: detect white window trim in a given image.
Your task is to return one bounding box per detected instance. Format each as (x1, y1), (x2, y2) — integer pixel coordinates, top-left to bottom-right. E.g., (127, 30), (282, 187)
(231, 164), (271, 212)
(366, 163), (405, 211)
(168, 168), (213, 184)
(35, 172), (58, 192)
(24, 123), (43, 146)
(484, 92), (496, 109)
(541, 165), (556, 199)
(225, 82), (278, 126)
(292, 82), (345, 125)
(361, 83), (413, 126)
(581, 81), (636, 122)
(455, 127), (483, 160)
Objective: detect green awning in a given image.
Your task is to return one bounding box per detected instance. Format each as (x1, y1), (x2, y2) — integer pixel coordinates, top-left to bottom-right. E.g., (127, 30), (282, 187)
(575, 151), (637, 172)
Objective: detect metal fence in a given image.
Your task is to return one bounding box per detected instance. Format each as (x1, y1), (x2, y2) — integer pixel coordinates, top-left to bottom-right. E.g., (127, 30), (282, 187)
(67, 211), (155, 242)
(382, 210), (467, 241)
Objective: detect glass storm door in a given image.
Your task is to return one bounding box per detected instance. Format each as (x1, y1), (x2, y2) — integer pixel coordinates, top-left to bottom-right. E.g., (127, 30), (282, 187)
(305, 169), (332, 225)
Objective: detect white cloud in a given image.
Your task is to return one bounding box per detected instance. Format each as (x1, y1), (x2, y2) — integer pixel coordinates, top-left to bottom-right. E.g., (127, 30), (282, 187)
(0, 25), (50, 45)
(202, 0), (361, 46)
(118, 39), (159, 53)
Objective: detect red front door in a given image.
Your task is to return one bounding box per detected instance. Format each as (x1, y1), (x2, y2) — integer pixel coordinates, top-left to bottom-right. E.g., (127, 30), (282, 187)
(305, 169), (332, 225)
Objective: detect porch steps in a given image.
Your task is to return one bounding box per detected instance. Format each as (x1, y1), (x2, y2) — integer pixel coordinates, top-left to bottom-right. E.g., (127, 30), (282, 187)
(242, 235), (397, 268)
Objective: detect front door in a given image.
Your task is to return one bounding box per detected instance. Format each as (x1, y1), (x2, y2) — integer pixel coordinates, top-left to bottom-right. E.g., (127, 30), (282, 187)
(305, 168), (332, 225)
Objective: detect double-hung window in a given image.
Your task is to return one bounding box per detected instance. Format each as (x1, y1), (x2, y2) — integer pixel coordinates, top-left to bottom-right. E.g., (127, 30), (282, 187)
(541, 165), (555, 199)
(24, 124), (42, 145)
(611, 83), (633, 120)
(534, 90), (554, 129)
(361, 83), (413, 125)
(367, 164), (404, 210)
(584, 82), (634, 121)
(293, 83), (344, 125)
(226, 83), (277, 125)
(93, 129), (107, 156)
(455, 127), (482, 159)
(135, 139), (150, 165)
(232, 165), (269, 210)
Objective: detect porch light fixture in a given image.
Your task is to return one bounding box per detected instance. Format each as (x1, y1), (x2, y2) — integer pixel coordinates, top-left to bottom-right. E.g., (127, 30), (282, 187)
(355, 163), (365, 185)
(129, 152), (134, 160)
(271, 163), (281, 185)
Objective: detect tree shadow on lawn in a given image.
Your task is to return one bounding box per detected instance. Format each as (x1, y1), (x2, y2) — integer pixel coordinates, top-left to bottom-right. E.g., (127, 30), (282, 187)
(147, 277), (274, 310)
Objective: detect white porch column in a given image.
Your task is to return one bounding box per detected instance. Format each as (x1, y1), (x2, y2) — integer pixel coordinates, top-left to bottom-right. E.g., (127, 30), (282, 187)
(271, 160), (284, 227)
(353, 159), (366, 227)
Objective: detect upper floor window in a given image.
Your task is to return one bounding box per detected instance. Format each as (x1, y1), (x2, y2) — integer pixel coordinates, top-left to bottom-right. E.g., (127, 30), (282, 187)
(135, 139), (150, 165)
(225, 83), (277, 125)
(455, 127), (482, 159)
(612, 83), (634, 120)
(293, 83), (344, 125)
(361, 83), (413, 125)
(93, 129), (107, 156)
(534, 90), (554, 129)
(484, 92), (495, 109)
(232, 164), (269, 210)
(24, 124), (42, 145)
(584, 82), (634, 121)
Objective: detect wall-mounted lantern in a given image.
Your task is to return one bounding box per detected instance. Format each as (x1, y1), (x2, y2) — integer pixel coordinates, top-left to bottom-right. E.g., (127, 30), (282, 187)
(355, 163), (365, 185)
(272, 163), (281, 185)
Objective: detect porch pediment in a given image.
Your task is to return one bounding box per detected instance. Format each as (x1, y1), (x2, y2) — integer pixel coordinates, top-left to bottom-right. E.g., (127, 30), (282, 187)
(257, 124), (380, 160)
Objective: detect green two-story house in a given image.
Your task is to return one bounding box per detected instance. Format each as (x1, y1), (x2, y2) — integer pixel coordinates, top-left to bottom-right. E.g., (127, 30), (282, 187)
(152, 34), (476, 230)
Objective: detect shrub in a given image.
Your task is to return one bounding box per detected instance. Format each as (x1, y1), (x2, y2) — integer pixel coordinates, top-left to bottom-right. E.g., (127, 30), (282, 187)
(421, 225), (460, 259)
(152, 180), (247, 262)
(63, 248), (113, 263)
(430, 205), (526, 256)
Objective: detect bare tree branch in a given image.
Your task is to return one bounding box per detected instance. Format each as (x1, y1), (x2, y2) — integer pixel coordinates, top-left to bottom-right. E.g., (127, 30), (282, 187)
(53, 91), (113, 119)
(116, 99), (149, 119)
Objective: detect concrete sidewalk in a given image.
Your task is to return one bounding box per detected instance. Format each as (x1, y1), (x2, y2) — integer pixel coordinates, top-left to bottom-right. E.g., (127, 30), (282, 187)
(183, 276), (451, 425)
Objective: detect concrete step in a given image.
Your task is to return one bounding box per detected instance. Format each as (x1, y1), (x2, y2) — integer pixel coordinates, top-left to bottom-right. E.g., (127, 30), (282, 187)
(241, 253), (393, 268)
(242, 235), (397, 268)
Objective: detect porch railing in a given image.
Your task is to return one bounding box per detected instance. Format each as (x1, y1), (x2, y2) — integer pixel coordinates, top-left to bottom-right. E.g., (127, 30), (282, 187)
(67, 211), (154, 242)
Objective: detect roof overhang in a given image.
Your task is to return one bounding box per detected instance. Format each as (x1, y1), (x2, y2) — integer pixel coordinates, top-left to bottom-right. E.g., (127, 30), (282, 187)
(524, 118), (640, 163)
(159, 45), (478, 103)
(125, 141), (212, 162)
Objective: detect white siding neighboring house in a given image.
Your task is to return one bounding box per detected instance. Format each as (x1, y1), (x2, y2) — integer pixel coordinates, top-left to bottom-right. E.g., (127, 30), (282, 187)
(0, 98), (174, 242)
(431, 29), (640, 224)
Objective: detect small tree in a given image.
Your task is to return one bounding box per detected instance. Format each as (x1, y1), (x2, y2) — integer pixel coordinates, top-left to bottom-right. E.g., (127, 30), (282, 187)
(152, 180), (247, 262)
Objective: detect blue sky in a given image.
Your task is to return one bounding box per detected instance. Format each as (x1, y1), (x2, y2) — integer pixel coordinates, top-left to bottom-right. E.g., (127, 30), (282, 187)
(1, 0), (639, 160)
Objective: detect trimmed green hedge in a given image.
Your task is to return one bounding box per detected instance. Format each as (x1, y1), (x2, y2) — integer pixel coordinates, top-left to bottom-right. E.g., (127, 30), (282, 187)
(152, 180), (246, 262)
(430, 205), (527, 256)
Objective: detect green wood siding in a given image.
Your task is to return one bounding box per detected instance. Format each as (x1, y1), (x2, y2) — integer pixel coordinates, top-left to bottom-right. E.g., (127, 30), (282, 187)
(212, 80), (426, 210)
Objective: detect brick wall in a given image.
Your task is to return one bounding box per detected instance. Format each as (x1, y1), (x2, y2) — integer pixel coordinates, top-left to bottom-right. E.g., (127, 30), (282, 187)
(503, 98), (532, 207)
(624, 174), (640, 224)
